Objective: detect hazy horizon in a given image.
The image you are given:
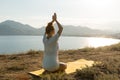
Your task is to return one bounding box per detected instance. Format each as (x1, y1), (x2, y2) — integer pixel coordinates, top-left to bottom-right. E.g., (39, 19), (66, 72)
(0, 0), (120, 31)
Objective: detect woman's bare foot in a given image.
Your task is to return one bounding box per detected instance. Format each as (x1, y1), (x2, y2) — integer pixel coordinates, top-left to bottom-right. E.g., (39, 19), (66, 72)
(56, 62), (67, 72)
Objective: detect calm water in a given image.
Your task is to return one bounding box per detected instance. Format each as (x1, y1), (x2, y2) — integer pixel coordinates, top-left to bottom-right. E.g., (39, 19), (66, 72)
(0, 36), (120, 54)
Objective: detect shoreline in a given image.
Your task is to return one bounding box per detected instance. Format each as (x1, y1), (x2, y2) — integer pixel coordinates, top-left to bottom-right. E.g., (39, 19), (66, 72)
(0, 42), (120, 55)
(0, 34), (119, 39)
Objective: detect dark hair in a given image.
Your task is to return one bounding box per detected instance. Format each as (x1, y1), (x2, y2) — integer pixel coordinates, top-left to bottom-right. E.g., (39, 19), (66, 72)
(46, 22), (55, 34)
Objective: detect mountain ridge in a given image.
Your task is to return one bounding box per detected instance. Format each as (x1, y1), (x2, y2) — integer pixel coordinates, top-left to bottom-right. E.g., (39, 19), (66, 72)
(0, 20), (117, 37)
(0, 20), (40, 35)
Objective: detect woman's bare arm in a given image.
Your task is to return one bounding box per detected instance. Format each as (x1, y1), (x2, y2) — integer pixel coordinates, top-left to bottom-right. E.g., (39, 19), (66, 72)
(54, 13), (63, 36)
(56, 20), (63, 36)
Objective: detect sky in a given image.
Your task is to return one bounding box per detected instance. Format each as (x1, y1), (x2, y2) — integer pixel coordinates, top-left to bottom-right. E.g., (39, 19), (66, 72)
(0, 0), (120, 30)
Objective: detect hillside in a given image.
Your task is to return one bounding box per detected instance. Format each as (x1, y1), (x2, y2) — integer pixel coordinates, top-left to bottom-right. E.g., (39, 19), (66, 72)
(0, 20), (112, 37)
(0, 43), (120, 80)
(0, 20), (40, 35)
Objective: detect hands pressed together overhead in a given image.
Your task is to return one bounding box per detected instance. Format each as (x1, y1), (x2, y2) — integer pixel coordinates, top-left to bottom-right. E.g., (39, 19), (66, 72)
(47, 13), (63, 36)
(52, 13), (57, 22)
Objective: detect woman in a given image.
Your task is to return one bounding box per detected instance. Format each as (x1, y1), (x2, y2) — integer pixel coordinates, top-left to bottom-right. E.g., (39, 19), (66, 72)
(42, 13), (67, 73)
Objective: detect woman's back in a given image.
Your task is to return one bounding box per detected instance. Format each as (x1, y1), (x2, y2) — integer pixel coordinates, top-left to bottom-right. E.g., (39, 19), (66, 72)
(42, 33), (60, 71)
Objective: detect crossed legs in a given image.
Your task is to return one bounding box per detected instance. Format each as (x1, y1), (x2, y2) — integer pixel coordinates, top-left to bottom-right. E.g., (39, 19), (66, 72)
(43, 62), (67, 74)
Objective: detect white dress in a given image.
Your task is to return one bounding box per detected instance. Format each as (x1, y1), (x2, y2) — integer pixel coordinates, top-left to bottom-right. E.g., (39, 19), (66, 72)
(42, 33), (60, 71)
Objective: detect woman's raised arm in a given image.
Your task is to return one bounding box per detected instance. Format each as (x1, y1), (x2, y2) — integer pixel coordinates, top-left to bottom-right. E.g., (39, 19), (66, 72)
(54, 13), (63, 36)
(56, 20), (63, 36)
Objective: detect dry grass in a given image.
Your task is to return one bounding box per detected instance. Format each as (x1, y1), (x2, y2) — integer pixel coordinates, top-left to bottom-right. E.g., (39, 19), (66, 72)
(0, 43), (120, 80)
(75, 57), (120, 80)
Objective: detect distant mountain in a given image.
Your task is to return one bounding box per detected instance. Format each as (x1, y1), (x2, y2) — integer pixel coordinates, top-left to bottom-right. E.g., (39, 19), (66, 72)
(112, 33), (120, 39)
(0, 20), (113, 37)
(39, 24), (110, 37)
(0, 20), (40, 35)
(102, 22), (120, 32)
(60, 25), (108, 36)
